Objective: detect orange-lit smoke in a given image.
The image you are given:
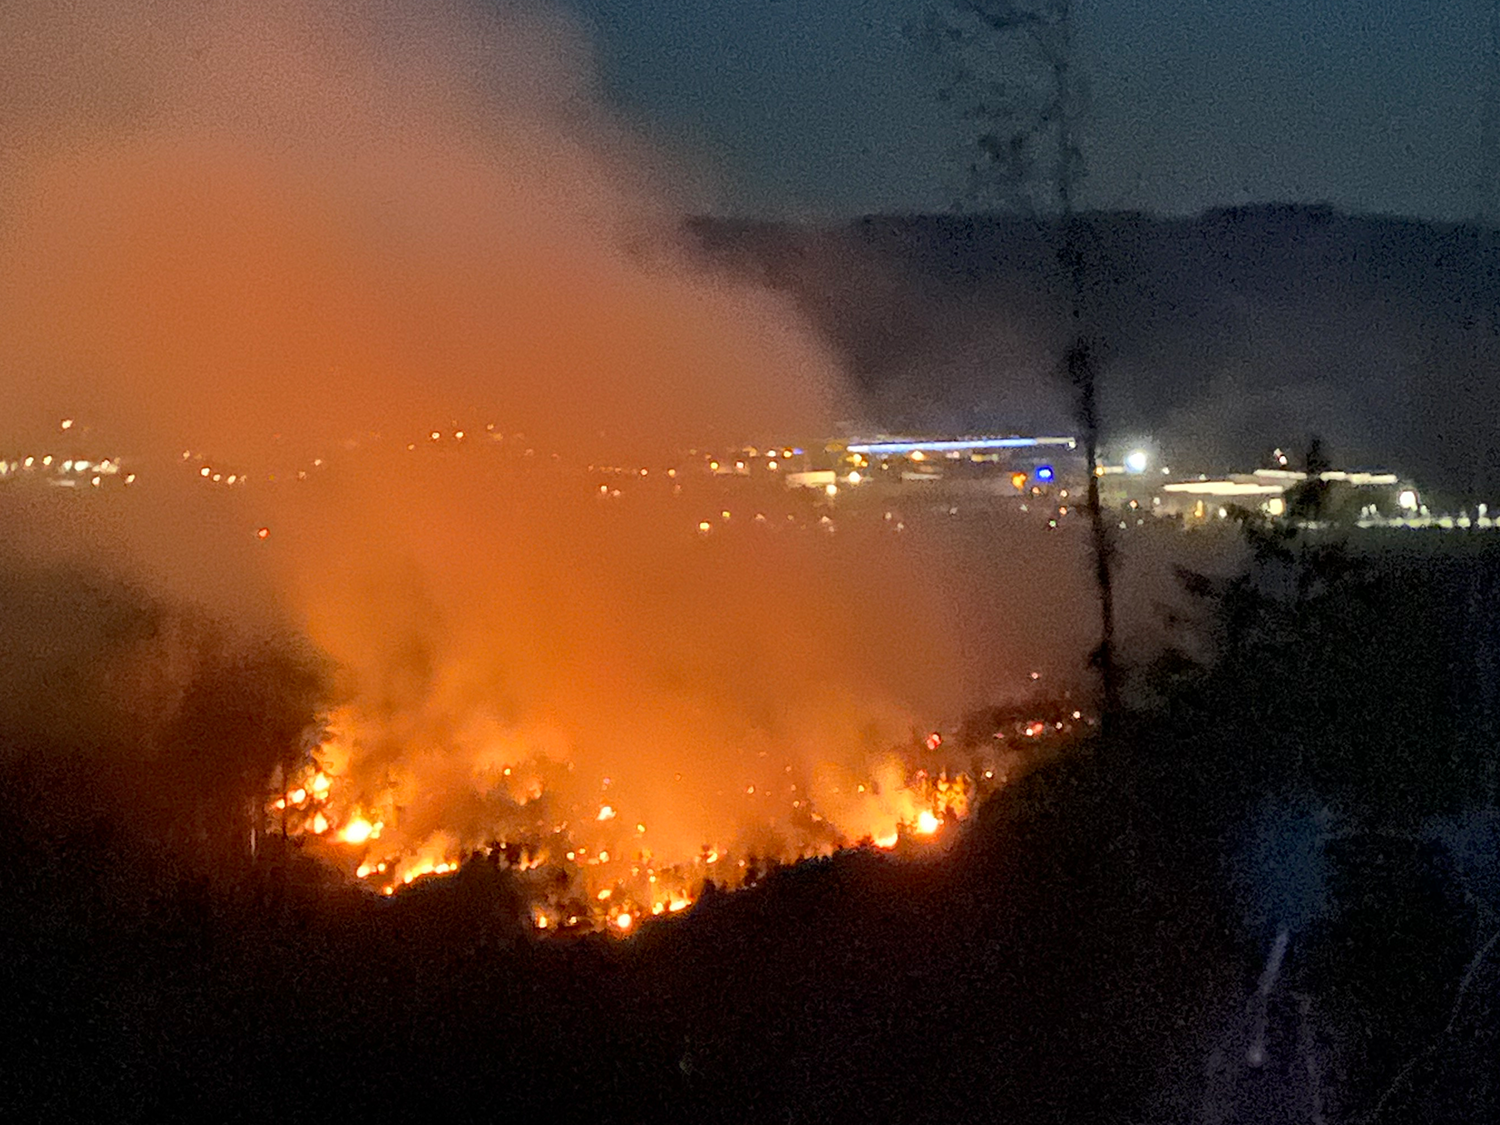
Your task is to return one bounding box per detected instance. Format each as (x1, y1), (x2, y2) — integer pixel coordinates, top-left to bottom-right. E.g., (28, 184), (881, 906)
(0, 0), (1028, 910)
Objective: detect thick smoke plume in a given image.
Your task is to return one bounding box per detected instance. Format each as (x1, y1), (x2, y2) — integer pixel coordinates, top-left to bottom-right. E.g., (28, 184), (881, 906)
(0, 0), (1051, 885)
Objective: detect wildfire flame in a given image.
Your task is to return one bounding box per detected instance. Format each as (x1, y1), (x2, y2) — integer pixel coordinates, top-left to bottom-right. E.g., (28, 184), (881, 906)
(260, 702), (1060, 935)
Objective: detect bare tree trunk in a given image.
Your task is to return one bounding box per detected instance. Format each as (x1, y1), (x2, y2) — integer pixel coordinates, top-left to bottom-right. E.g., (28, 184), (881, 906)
(923, 0), (1118, 729)
(1066, 331), (1119, 730)
(1053, 0), (1118, 731)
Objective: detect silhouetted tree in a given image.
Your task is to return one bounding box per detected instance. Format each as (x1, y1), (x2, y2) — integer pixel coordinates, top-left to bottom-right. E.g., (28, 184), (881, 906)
(916, 0), (1119, 731)
(161, 624), (329, 868)
(915, 1), (1086, 212)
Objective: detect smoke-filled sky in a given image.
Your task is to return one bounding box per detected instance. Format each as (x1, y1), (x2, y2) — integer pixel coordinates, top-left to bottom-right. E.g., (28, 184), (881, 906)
(0, 0), (1118, 875)
(566, 0), (1496, 221)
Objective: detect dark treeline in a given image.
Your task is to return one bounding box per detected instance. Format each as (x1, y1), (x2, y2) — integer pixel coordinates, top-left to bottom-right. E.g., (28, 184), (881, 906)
(0, 551), (328, 875)
(4, 524), (1500, 1122)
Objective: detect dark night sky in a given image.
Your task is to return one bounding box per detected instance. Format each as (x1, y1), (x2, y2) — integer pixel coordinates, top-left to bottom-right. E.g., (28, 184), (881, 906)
(562, 0), (1494, 221)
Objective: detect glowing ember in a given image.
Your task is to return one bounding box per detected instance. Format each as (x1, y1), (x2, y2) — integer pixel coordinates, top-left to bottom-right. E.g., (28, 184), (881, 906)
(341, 817), (377, 845)
(261, 706), (1029, 935)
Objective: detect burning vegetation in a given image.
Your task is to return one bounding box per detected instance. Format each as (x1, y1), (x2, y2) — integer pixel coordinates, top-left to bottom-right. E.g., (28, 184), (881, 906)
(0, 0), (1065, 935)
(265, 707), (1036, 933)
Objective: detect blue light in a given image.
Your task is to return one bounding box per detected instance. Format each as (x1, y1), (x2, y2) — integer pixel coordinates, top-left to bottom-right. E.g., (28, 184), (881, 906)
(1035, 465), (1054, 482)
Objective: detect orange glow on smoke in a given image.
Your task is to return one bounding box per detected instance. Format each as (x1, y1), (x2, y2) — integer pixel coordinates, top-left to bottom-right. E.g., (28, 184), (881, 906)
(0, 0), (1065, 939)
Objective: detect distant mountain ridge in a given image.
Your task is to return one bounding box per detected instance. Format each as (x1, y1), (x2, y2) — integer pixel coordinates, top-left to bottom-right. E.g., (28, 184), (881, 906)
(688, 206), (1500, 495)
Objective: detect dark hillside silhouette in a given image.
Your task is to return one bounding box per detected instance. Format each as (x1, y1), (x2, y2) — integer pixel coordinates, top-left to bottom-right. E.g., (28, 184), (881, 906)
(4, 529), (1500, 1121)
(690, 207), (1500, 496)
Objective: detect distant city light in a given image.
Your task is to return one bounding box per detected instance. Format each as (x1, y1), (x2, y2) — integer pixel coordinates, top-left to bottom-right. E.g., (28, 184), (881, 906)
(1035, 465), (1054, 482)
(846, 436), (1075, 456)
(1125, 450), (1149, 474)
(1399, 489), (1418, 510)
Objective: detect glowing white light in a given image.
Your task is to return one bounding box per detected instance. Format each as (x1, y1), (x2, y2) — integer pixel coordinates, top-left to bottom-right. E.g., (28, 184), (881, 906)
(1125, 450), (1149, 474)
(847, 436), (1074, 456)
(1398, 489), (1418, 510)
